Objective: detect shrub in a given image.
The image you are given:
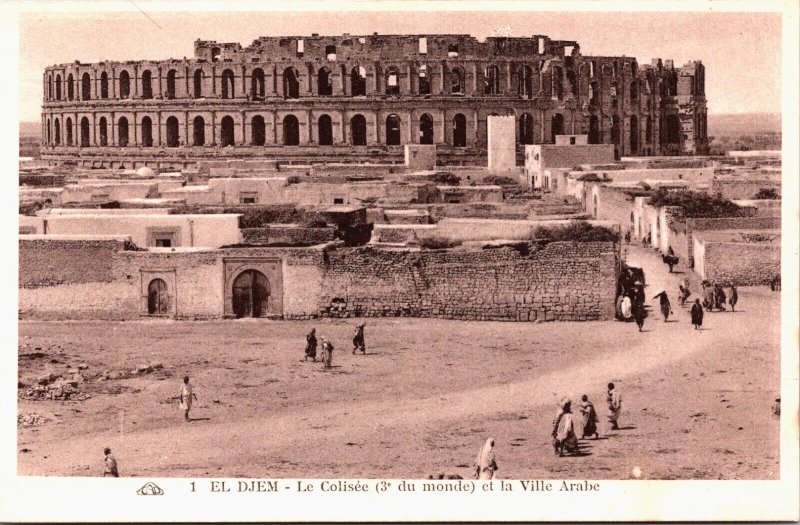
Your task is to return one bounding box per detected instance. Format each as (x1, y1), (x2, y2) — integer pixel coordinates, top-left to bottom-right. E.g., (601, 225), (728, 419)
(577, 173), (602, 182)
(648, 189), (743, 218)
(754, 187), (779, 200)
(419, 236), (463, 250)
(430, 172), (461, 186)
(483, 175), (519, 186)
(19, 200), (48, 216)
(533, 221), (620, 243)
(286, 175), (301, 185)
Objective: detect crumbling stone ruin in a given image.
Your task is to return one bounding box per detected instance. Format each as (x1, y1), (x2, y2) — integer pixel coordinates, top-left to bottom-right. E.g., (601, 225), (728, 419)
(40, 33), (708, 168)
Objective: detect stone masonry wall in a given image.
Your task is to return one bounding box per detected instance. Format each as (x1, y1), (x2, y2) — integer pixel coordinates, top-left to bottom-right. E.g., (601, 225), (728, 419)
(19, 238), (127, 288)
(711, 178), (782, 200)
(702, 241), (780, 286)
(241, 226), (335, 246)
(317, 242), (618, 321)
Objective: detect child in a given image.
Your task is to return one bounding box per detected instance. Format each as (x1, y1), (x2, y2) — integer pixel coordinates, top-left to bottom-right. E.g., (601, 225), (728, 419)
(103, 447), (119, 477)
(180, 376), (198, 421)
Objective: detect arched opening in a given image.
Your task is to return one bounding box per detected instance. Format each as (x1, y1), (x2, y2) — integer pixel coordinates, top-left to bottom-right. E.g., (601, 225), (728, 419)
(593, 194), (598, 218)
(519, 65), (534, 98)
(221, 69), (235, 99)
(386, 67), (400, 95)
(283, 67), (299, 99)
(119, 70), (131, 99)
(551, 66), (563, 100)
(588, 115), (601, 144)
(589, 81), (599, 107)
(98, 117), (107, 146)
(166, 116), (179, 148)
(453, 113), (467, 147)
(48, 75), (52, 99)
(250, 116), (265, 146)
(220, 116), (235, 147)
(418, 65), (431, 95)
(141, 70), (153, 99)
(65, 118), (73, 146)
(283, 114), (299, 145)
(247, 68), (264, 100)
(46, 120), (51, 144)
(318, 114), (333, 146)
(193, 116), (205, 146)
(350, 114), (367, 146)
(117, 117), (128, 146)
(81, 73), (91, 100)
(141, 117), (153, 147)
(629, 115), (639, 155)
(484, 65), (500, 94)
(80, 117), (90, 147)
(666, 115), (681, 144)
(419, 113), (434, 144)
(317, 67), (332, 96)
(232, 270), (270, 318)
(166, 69), (177, 99)
(211, 47), (220, 62)
(147, 278), (169, 315)
(66, 74), (74, 100)
(611, 82), (620, 109)
(566, 69), (578, 96)
(611, 115), (621, 146)
(630, 81), (638, 103)
(550, 113), (564, 143)
(193, 69), (203, 98)
(100, 72), (108, 99)
(55, 74), (62, 100)
(54, 118), (61, 145)
(519, 113), (534, 145)
(450, 67), (465, 94)
(351, 66), (366, 96)
(385, 114), (401, 145)
(645, 116), (653, 143)
(325, 45), (337, 61)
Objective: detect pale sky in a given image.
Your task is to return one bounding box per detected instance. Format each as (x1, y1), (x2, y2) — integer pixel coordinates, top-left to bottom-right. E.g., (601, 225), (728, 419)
(18, 8), (782, 122)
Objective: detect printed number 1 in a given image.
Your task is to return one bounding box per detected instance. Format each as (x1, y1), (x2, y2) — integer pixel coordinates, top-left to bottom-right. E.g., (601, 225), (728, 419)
(190, 482), (195, 492)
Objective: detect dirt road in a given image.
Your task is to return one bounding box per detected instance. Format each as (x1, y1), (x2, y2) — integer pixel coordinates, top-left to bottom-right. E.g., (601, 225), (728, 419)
(18, 246), (780, 479)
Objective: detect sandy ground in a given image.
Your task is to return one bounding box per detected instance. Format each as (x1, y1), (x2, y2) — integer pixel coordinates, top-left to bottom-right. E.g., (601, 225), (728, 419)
(17, 246), (780, 479)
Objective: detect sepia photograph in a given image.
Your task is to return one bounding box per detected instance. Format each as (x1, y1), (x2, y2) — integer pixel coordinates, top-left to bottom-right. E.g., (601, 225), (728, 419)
(5, 0), (799, 521)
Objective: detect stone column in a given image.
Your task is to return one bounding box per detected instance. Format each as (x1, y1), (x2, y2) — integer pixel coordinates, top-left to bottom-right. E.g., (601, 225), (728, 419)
(340, 109), (347, 144)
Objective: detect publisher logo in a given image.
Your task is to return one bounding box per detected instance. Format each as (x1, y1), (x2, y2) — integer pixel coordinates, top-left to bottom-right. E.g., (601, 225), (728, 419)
(136, 482), (164, 496)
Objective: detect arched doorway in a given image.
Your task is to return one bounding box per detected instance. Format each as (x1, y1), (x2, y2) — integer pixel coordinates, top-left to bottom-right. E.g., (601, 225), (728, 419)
(453, 113), (467, 147)
(350, 114), (366, 145)
(66, 118), (73, 146)
(419, 113), (434, 144)
(100, 72), (108, 99)
(589, 115), (601, 144)
(166, 69), (177, 99)
(141, 70), (153, 99)
(629, 115), (639, 155)
(550, 113), (564, 143)
(221, 69), (235, 99)
(166, 116), (179, 147)
(250, 116), (265, 146)
(193, 116), (205, 146)
(386, 114), (401, 145)
(283, 115), (299, 145)
(519, 113), (534, 145)
(193, 69), (203, 98)
(141, 117), (153, 147)
(221, 116), (235, 147)
(80, 117), (90, 147)
(283, 68), (299, 99)
(351, 67), (367, 96)
(54, 118), (61, 145)
(519, 65), (533, 98)
(147, 278), (169, 315)
(81, 73), (91, 100)
(119, 70), (130, 99)
(232, 270), (270, 318)
(251, 68), (265, 99)
(317, 67), (332, 96)
(318, 114), (333, 146)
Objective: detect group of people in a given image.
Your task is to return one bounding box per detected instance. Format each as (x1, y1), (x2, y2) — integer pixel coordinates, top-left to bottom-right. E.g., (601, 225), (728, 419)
(551, 383), (622, 457)
(303, 322), (367, 369)
(616, 279), (648, 332)
(701, 280), (738, 313)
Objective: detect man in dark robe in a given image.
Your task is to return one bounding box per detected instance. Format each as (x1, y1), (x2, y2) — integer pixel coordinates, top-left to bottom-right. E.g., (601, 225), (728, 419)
(652, 291), (672, 322)
(304, 328), (317, 361)
(633, 301), (646, 332)
(728, 285), (738, 312)
(690, 299), (704, 329)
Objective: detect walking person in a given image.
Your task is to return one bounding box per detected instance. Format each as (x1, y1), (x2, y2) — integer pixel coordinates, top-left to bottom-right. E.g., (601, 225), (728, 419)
(728, 285), (738, 312)
(304, 328), (317, 362)
(179, 376), (197, 422)
(552, 398), (579, 456)
(632, 301), (647, 332)
(607, 383), (622, 430)
(103, 447), (119, 477)
(352, 322), (366, 355)
(690, 299), (704, 330)
(474, 438), (499, 479)
(714, 283), (727, 312)
(579, 394), (599, 439)
(653, 291), (673, 322)
(321, 337), (334, 369)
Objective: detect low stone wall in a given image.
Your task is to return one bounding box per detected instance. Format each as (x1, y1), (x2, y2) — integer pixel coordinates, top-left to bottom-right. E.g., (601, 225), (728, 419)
(699, 241), (780, 286)
(19, 237), (129, 288)
(711, 178), (781, 200)
(241, 226), (335, 246)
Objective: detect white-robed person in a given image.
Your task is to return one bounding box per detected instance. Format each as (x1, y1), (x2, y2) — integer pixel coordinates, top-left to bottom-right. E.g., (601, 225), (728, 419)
(474, 438), (499, 479)
(179, 375), (197, 422)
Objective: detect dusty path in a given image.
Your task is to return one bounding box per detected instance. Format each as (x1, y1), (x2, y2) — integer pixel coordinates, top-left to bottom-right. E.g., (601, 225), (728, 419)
(18, 246), (780, 479)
